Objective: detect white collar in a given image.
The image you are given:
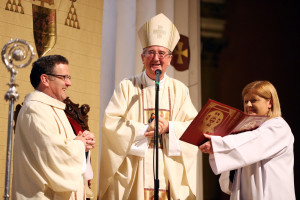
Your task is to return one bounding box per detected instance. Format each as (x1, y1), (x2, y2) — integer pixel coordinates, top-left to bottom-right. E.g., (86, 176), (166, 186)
(143, 71), (165, 87)
(24, 90), (66, 109)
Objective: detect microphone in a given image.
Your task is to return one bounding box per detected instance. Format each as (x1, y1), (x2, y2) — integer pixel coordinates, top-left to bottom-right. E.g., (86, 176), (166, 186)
(154, 69), (161, 198)
(155, 69), (162, 85)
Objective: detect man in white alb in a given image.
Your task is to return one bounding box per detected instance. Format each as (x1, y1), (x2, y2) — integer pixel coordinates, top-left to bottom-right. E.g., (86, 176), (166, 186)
(12, 55), (95, 200)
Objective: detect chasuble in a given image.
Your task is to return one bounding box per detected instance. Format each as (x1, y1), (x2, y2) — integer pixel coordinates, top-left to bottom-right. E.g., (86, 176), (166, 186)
(100, 72), (198, 200)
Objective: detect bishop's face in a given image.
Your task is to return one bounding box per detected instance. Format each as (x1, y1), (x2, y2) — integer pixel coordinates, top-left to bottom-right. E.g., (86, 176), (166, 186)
(141, 46), (172, 80)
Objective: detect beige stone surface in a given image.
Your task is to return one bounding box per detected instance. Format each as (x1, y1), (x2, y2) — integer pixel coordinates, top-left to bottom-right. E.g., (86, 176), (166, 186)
(0, 0), (103, 198)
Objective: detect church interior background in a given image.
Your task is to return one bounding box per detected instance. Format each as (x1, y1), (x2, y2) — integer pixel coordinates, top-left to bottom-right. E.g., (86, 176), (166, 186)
(0, 0), (299, 199)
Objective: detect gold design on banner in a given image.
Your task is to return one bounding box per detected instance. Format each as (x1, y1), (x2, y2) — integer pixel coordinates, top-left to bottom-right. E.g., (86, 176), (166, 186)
(144, 188), (169, 200)
(32, 4), (56, 57)
(5, 0), (24, 14)
(65, 0), (80, 29)
(33, 0), (54, 7)
(171, 34), (190, 71)
(173, 41), (188, 64)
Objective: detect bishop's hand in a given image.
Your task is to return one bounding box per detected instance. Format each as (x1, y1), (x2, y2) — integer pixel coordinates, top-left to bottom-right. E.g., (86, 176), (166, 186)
(145, 113), (169, 137)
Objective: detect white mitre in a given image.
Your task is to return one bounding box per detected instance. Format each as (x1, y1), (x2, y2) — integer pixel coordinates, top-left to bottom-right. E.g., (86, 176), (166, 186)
(138, 13), (180, 52)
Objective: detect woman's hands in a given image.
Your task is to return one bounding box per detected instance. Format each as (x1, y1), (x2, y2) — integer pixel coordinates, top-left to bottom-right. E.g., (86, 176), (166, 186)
(198, 133), (214, 154)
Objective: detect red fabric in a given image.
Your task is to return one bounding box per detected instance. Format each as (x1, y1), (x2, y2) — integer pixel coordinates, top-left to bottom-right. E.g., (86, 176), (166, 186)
(67, 115), (83, 136)
(66, 115), (93, 188)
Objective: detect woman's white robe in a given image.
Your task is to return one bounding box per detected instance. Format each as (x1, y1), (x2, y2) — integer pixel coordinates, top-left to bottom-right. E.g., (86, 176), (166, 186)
(209, 117), (295, 200)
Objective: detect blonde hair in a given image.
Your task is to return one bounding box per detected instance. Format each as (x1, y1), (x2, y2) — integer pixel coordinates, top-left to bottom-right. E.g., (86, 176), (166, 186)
(242, 80), (281, 118)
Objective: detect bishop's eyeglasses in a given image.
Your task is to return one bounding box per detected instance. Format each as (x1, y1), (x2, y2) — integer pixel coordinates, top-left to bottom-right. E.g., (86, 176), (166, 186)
(144, 50), (172, 59)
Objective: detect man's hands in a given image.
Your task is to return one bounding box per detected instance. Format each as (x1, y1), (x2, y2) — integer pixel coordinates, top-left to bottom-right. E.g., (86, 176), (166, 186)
(75, 130), (96, 152)
(198, 134), (213, 154)
(145, 113), (169, 137)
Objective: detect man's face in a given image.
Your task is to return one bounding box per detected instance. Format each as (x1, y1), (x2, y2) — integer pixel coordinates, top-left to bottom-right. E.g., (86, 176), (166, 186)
(141, 46), (172, 80)
(47, 63), (72, 101)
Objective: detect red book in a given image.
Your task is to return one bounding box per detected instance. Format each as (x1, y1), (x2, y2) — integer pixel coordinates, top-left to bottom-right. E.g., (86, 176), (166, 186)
(179, 99), (268, 146)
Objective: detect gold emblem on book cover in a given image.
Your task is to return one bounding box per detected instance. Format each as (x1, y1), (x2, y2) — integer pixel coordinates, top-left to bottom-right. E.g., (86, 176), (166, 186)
(202, 110), (224, 134)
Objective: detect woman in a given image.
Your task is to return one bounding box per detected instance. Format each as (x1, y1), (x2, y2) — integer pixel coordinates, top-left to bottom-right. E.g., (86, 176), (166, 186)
(199, 81), (295, 200)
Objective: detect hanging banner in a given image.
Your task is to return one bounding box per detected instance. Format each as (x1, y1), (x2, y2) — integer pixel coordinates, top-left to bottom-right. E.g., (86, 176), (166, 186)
(171, 34), (190, 71)
(32, 4), (56, 57)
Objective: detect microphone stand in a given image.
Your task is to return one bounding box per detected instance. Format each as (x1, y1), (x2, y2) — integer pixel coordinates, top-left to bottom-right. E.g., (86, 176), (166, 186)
(154, 69), (161, 200)
(1, 39), (35, 200)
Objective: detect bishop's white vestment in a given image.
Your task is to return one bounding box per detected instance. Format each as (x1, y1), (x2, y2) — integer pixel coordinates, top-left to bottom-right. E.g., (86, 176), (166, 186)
(12, 91), (86, 200)
(209, 117), (295, 200)
(99, 72), (198, 200)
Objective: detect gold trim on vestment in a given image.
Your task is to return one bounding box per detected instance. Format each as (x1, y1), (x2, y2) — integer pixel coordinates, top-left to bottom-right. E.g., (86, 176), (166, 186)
(51, 106), (67, 139)
(144, 188), (169, 200)
(142, 86), (172, 198)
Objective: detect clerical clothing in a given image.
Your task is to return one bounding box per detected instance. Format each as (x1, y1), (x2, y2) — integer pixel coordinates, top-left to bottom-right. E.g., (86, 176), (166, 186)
(12, 90), (86, 200)
(99, 72), (198, 200)
(209, 117), (295, 200)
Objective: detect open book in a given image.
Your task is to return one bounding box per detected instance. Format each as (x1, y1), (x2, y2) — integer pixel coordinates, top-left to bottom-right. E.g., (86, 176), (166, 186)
(179, 99), (268, 146)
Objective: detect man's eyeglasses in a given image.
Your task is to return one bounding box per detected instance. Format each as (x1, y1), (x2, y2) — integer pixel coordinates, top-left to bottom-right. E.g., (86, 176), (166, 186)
(46, 74), (71, 81)
(144, 50), (171, 59)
